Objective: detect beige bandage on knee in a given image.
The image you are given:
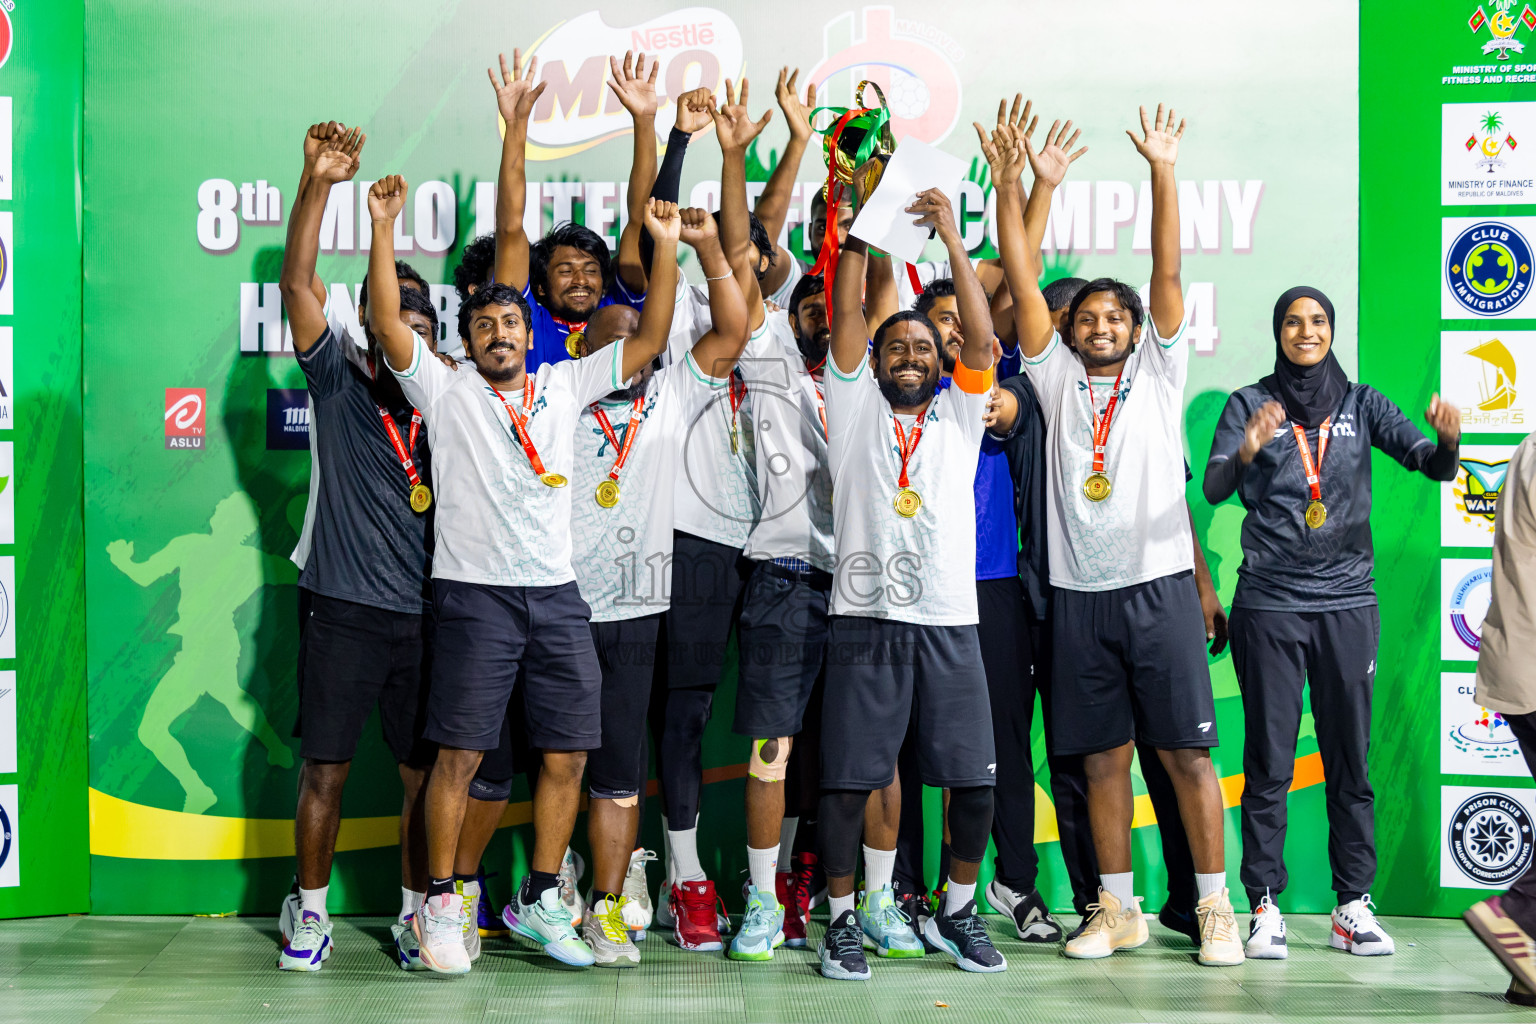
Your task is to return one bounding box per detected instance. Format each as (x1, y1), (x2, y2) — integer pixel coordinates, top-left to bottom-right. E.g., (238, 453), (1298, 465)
(748, 737), (792, 782)
(613, 793), (639, 808)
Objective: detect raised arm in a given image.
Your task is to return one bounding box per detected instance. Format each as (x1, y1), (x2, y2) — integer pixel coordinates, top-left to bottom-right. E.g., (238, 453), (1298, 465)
(367, 176), (419, 372)
(864, 251), (899, 331)
(641, 87), (712, 277)
(608, 51), (660, 296)
(294, 121), (344, 308)
(908, 189), (992, 372)
(755, 67), (816, 295)
(680, 208), (750, 378)
(1129, 104), (1185, 338)
(280, 127), (364, 352)
(620, 200), (683, 383)
(489, 50), (547, 292)
(712, 78), (774, 330)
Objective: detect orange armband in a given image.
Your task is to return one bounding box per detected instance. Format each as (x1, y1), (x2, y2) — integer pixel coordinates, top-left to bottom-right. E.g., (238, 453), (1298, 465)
(951, 358), (995, 395)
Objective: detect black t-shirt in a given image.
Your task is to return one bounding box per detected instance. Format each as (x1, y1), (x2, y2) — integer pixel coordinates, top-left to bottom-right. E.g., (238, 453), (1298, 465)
(994, 372), (1050, 621)
(1207, 380), (1436, 612)
(296, 328), (433, 613)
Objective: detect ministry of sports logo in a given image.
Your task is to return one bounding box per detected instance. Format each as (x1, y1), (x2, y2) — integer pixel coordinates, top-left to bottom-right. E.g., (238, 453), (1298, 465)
(1450, 564), (1494, 652)
(1470, 1), (1536, 59)
(1446, 221), (1534, 316)
(1449, 791), (1535, 886)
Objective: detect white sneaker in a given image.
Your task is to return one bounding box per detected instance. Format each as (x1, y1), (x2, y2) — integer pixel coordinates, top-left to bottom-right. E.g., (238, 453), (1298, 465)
(1331, 895), (1394, 956)
(391, 916), (427, 970)
(277, 910), (333, 972)
(621, 850), (658, 940)
(1194, 888), (1244, 967)
(413, 893), (471, 974)
(584, 894), (641, 967)
(277, 890), (300, 946)
(459, 879), (482, 962)
(560, 848), (587, 927)
(504, 882), (596, 967)
(1245, 895), (1288, 960)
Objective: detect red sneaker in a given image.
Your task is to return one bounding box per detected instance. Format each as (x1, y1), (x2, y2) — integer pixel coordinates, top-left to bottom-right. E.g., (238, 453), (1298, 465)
(669, 880), (725, 952)
(777, 870), (808, 948)
(794, 851), (825, 910)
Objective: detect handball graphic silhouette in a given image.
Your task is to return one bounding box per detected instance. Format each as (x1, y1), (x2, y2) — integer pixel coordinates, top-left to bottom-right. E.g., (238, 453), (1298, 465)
(1468, 242), (1517, 297)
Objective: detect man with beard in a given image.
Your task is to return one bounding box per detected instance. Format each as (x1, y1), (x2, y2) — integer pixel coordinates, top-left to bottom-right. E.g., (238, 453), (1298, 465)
(989, 106), (1243, 967)
(274, 126), (441, 973)
(564, 206), (748, 967)
(371, 164), (684, 971)
(816, 180), (1004, 981)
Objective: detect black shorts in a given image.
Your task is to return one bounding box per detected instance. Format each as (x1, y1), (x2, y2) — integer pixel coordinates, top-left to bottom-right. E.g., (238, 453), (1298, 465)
(664, 531), (749, 690)
(733, 562), (831, 738)
(820, 615), (996, 790)
(427, 579), (601, 752)
(587, 614), (661, 801)
(297, 589), (433, 767)
(1050, 570), (1217, 757)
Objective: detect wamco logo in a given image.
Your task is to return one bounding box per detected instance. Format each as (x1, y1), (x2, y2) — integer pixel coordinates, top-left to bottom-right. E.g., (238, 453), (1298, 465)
(523, 8), (744, 159)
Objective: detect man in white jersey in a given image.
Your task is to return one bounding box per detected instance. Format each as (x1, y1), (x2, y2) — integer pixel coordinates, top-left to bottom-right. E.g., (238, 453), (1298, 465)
(988, 105), (1243, 967)
(816, 179), (1003, 981)
(566, 207), (749, 966)
(369, 168), (683, 974)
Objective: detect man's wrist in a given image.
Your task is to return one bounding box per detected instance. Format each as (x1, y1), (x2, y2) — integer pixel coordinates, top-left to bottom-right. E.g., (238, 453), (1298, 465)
(668, 125), (695, 145)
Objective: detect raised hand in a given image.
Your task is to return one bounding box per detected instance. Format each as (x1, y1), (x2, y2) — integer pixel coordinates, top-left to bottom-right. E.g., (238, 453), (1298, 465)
(974, 120), (1028, 192)
(368, 175), (409, 223)
(1426, 393), (1463, 442)
(1024, 118), (1087, 189)
(607, 50), (659, 121)
(303, 121), (344, 174)
(675, 86), (714, 134)
(775, 67), (816, 143)
(1240, 399), (1287, 463)
(712, 78), (773, 154)
(1128, 102), (1184, 168)
(907, 188), (960, 247)
(313, 126), (365, 184)
(488, 49), (547, 127)
(644, 198), (682, 244)
(678, 206), (719, 249)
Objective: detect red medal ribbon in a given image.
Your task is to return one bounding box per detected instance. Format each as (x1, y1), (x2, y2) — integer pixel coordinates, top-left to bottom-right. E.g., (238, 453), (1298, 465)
(1291, 417), (1331, 501)
(590, 395), (646, 484)
(485, 374), (554, 479)
(365, 354), (424, 489)
(1089, 369), (1127, 475)
(814, 381), (827, 439)
(892, 413), (925, 488)
(548, 311), (589, 335)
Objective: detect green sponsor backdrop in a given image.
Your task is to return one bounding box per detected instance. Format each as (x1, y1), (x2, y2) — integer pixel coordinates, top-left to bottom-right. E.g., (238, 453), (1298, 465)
(0, 0), (90, 919)
(83, 0), (1362, 915)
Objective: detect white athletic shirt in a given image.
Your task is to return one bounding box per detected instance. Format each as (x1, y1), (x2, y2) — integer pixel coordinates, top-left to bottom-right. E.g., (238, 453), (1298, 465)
(823, 352), (989, 625)
(392, 333), (626, 587)
(1023, 312), (1194, 592)
(570, 354), (728, 621)
(741, 310), (834, 570)
(666, 278), (761, 548)
(765, 258), (804, 311)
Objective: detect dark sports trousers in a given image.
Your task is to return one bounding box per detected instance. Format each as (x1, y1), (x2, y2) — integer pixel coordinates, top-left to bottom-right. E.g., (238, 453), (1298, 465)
(652, 531), (750, 826)
(733, 561), (831, 738)
(588, 614), (662, 802)
(1230, 604), (1379, 905)
(1497, 711), (1536, 930)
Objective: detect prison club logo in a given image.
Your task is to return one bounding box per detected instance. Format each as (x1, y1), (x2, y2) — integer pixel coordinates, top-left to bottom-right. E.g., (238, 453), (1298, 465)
(164, 388), (206, 451)
(1470, 2), (1536, 59)
(1446, 221), (1535, 316)
(1449, 791), (1535, 886)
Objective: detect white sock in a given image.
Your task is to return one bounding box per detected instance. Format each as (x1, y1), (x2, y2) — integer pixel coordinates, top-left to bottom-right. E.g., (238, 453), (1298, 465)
(668, 826), (705, 883)
(400, 887), (424, 923)
(862, 845), (896, 894)
(777, 817), (799, 869)
(298, 885), (329, 921)
(747, 845), (779, 894)
(1101, 872), (1135, 910)
(1196, 872), (1226, 901)
(944, 879), (977, 917)
(829, 892), (856, 920)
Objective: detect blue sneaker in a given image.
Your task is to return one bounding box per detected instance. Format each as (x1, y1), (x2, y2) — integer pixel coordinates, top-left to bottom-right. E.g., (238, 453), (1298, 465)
(391, 915), (427, 970)
(728, 886), (785, 961)
(858, 885), (923, 958)
(477, 868), (507, 938)
(277, 910), (333, 972)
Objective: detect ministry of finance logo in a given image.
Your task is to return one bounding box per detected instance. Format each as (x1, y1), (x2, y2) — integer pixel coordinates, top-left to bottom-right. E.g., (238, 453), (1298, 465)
(1449, 791), (1535, 887)
(266, 389), (310, 451)
(1446, 220), (1535, 316)
(1471, 1), (1536, 59)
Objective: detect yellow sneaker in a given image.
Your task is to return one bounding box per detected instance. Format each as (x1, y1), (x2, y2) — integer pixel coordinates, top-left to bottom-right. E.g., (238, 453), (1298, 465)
(1063, 888), (1148, 959)
(1196, 888), (1244, 966)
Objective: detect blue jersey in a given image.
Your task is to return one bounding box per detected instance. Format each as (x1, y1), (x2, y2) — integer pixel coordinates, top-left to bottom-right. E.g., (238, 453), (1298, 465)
(940, 344), (1022, 580)
(522, 276), (645, 372)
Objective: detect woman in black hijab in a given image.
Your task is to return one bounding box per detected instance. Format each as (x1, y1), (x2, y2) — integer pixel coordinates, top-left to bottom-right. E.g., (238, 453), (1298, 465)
(1202, 286), (1460, 962)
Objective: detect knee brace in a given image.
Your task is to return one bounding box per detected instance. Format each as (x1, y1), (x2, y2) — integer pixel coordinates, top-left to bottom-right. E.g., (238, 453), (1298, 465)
(468, 774), (512, 803)
(748, 737), (793, 782)
(946, 786), (995, 863)
(817, 789), (871, 879)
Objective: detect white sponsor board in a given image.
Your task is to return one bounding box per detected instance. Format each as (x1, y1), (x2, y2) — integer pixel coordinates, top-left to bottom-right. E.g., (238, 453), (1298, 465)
(1442, 217), (1536, 319)
(1443, 101), (1536, 205)
(1443, 444), (1513, 547)
(1442, 330), (1536, 431)
(1442, 785), (1536, 890)
(1442, 558), (1493, 661)
(0, 783), (15, 888)
(1442, 671), (1527, 777)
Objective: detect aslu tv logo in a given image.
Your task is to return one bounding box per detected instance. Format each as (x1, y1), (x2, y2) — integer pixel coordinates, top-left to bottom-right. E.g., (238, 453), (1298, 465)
(165, 388), (206, 450)
(1447, 221), (1534, 316)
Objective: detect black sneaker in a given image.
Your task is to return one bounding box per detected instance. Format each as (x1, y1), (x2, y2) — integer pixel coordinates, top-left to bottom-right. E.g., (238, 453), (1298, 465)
(985, 880), (1062, 942)
(1159, 902), (1200, 946)
(895, 888), (933, 947)
(922, 900), (1007, 973)
(818, 910), (870, 981)
(1065, 915), (1091, 943)
(1510, 978), (1536, 1007)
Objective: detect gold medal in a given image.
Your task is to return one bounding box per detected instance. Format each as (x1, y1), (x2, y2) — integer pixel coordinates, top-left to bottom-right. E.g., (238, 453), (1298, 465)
(595, 479), (620, 508)
(893, 487), (923, 518)
(1083, 472), (1112, 503)
(565, 330), (585, 359)
(409, 483), (433, 513)
(1305, 499), (1327, 530)
(539, 472), (568, 488)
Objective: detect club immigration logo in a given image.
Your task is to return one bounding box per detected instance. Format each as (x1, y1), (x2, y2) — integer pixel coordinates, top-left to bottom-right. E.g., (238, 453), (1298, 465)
(164, 388), (206, 450)
(1443, 672), (1526, 775)
(1444, 445), (1512, 544)
(1470, 1), (1536, 59)
(1445, 788), (1536, 888)
(1444, 560), (1495, 659)
(521, 9), (745, 159)
(265, 389), (310, 451)
(1445, 219), (1536, 317)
